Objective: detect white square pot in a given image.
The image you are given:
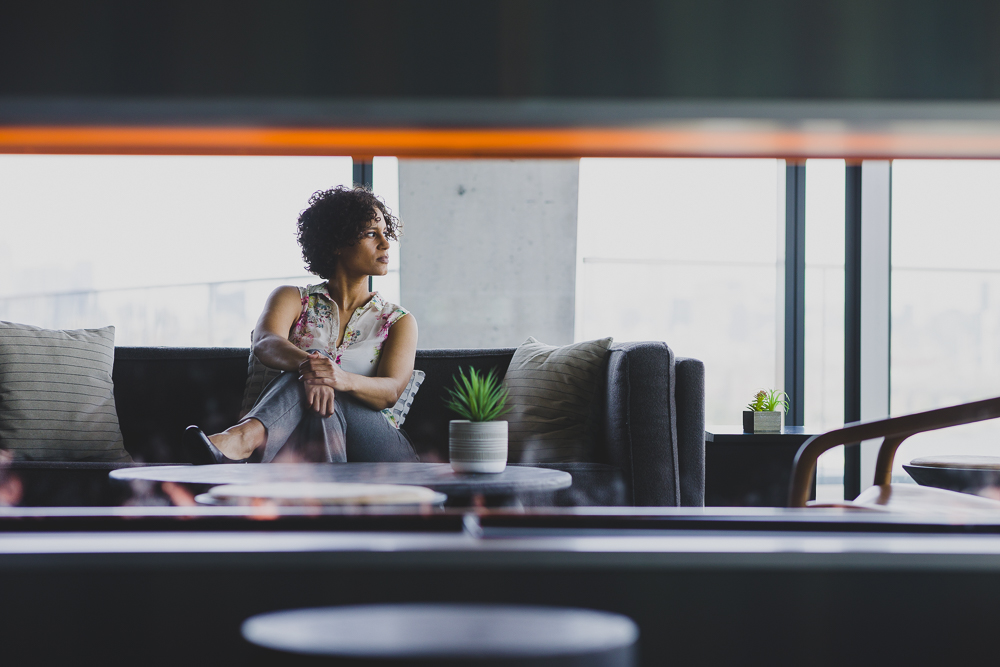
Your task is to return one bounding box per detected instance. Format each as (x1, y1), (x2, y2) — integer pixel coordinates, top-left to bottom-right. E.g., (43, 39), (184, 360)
(752, 411), (782, 433)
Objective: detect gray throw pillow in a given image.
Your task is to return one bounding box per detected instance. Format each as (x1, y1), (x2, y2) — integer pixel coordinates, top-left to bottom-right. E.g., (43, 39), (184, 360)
(0, 322), (131, 462)
(503, 336), (614, 463)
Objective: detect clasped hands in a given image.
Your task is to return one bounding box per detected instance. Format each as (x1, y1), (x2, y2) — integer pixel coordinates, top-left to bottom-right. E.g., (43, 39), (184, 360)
(299, 352), (348, 417)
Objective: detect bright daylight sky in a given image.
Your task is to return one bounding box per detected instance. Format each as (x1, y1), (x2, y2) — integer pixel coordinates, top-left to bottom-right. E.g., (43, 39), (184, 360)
(0, 155), (354, 298)
(893, 160), (1000, 270)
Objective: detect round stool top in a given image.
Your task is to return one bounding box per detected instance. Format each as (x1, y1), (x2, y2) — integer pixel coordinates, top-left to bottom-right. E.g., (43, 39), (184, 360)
(242, 604), (638, 664)
(203, 482), (446, 506)
(909, 455), (1000, 470)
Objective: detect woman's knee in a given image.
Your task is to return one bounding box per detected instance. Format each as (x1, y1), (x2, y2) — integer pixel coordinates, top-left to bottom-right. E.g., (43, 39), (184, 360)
(260, 371), (303, 396)
(248, 372), (309, 422)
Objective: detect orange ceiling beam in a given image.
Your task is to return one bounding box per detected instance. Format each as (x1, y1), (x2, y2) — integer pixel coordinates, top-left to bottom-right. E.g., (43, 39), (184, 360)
(3, 125), (1000, 159)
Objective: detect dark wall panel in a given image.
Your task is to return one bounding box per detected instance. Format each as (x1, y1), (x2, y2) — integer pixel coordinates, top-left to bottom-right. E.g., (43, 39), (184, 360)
(2, 554), (1000, 665)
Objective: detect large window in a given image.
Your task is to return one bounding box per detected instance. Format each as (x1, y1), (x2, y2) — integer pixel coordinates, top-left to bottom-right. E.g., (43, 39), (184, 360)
(890, 160), (1000, 479)
(577, 158), (851, 499)
(0, 155), (401, 346)
(804, 159), (846, 500)
(576, 158), (784, 425)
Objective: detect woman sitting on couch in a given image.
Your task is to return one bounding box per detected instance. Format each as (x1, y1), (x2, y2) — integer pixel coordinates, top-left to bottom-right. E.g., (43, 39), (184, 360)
(186, 186), (419, 463)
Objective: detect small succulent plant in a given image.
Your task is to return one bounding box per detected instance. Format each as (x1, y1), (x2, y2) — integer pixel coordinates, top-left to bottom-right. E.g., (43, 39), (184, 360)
(746, 388), (789, 413)
(444, 367), (510, 422)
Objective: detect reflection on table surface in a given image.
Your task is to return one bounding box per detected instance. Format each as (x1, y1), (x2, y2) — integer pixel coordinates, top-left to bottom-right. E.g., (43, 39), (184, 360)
(109, 462), (573, 495)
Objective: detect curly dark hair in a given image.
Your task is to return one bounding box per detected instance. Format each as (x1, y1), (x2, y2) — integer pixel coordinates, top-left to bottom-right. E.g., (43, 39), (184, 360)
(296, 185), (401, 279)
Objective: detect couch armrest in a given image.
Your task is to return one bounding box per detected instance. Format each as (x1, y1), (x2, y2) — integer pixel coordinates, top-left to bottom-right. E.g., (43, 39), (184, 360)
(603, 341), (679, 506)
(601, 344), (705, 507)
(675, 357), (706, 507)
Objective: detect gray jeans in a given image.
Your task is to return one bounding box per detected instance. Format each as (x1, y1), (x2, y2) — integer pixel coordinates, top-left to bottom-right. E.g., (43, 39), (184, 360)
(243, 371), (418, 463)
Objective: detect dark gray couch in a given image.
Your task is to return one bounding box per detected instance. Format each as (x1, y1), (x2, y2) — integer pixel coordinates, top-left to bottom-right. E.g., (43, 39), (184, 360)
(15, 342), (705, 507)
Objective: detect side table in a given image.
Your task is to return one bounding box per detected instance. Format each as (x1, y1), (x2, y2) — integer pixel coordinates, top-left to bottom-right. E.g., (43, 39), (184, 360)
(705, 425), (819, 507)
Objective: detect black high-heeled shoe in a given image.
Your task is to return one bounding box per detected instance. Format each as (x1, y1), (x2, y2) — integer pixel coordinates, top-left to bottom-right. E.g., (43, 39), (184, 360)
(184, 425), (253, 465)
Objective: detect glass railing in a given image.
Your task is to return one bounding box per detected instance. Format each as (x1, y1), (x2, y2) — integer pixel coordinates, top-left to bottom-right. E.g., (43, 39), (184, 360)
(0, 271), (400, 347)
(891, 265), (1000, 482)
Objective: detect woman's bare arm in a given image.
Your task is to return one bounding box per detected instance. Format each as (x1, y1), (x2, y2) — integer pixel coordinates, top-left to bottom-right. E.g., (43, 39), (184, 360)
(252, 286), (337, 416)
(251, 286), (310, 371)
(299, 313), (418, 411)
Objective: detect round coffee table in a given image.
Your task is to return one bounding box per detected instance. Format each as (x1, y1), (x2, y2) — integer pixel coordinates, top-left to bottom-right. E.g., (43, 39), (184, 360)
(110, 462), (572, 499)
(242, 603), (638, 666)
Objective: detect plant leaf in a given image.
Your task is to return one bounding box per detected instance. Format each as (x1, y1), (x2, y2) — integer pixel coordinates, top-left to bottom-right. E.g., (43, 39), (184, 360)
(443, 365), (509, 421)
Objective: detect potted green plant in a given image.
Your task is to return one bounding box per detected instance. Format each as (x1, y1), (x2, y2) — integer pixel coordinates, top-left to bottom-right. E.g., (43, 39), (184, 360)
(444, 367), (510, 473)
(743, 389), (789, 434)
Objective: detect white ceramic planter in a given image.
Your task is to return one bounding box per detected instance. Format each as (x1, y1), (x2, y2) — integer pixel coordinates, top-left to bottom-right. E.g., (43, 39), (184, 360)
(449, 420), (508, 473)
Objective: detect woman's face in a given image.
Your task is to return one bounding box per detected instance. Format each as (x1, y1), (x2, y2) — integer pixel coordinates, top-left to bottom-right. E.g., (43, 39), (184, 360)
(336, 208), (391, 278)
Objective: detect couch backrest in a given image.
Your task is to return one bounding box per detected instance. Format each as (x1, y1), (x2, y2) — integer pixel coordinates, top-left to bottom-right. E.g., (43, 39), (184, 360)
(112, 347), (525, 463)
(113, 347), (248, 462)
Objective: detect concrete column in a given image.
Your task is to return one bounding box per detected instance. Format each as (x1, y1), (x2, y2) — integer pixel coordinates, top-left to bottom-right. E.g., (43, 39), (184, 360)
(398, 160), (579, 349)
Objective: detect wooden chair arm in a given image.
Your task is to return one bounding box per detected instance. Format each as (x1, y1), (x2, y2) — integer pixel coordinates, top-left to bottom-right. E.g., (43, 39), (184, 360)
(787, 396), (1000, 508)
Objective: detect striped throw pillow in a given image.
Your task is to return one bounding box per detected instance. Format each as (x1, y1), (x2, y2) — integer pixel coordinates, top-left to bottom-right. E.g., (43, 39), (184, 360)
(503, 336), (613, 463)
(0, 322), (131, 462)
(386, 369), (425, 428)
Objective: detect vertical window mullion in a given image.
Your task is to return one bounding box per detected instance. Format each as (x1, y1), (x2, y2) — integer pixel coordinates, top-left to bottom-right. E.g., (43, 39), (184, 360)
(354, 157), (375, 292)
(844, 163), (863, 499)
(784, 163), (806, 427)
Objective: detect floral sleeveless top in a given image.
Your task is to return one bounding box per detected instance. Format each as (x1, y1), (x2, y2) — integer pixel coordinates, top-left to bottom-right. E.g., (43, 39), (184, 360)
(290, 283), (410, 376)
(240, 283), (411, 426)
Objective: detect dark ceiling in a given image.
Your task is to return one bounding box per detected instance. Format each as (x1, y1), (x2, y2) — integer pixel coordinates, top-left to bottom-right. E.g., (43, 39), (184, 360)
(3, 0), (1000, 101)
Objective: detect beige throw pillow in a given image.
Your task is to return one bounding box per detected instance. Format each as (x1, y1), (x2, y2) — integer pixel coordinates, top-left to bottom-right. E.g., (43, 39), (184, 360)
(503, 336), (614, 463)
(0, 322), (131, 462)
